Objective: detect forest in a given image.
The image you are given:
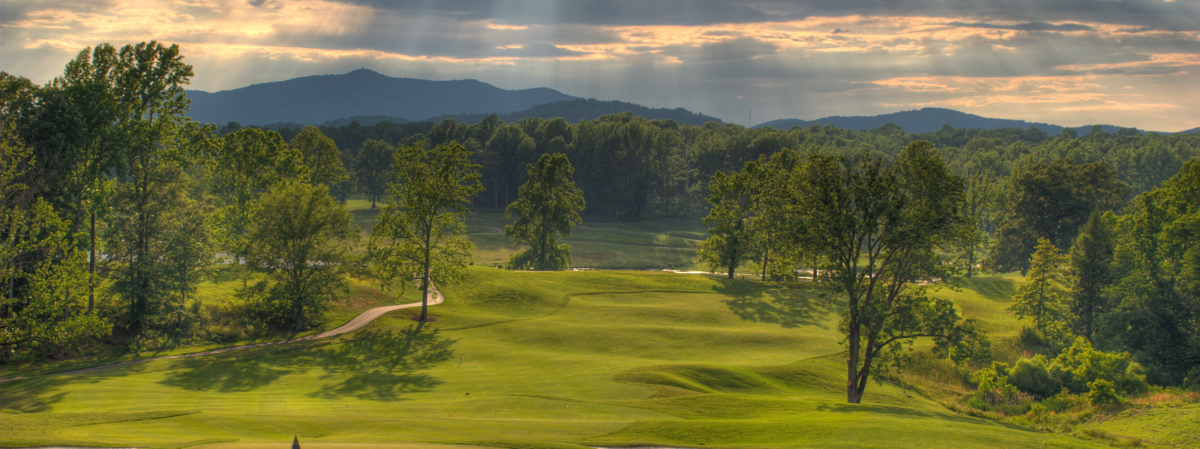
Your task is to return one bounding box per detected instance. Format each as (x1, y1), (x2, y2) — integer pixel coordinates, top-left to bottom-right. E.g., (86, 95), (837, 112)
(2, 41), (1199, 407)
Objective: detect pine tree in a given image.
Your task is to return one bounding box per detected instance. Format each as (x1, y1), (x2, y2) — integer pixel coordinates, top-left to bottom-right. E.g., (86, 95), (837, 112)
(1009, 238), (1071, 335)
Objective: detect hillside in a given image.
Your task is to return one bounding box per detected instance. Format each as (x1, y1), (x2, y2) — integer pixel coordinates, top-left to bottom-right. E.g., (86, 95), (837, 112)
(186, 69), (576, 126)
(755, 108), (1174, 136)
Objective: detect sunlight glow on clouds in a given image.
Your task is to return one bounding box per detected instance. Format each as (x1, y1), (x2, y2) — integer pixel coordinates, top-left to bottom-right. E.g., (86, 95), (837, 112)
(2, 0), (1197, 131)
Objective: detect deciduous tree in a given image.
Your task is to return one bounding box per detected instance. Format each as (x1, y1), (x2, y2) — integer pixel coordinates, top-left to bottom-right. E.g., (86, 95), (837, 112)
(245, 182), (359, 331)
(792, 141), (987, 403)
(369, 141), (482, 321)
(504, 153), (585, 270)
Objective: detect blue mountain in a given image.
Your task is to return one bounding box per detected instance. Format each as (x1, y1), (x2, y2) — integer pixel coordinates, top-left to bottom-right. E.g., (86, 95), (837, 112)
(186, 69), (576, 126)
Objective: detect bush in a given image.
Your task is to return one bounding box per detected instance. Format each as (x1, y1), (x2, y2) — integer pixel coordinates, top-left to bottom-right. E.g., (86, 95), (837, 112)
(1087, 379), (1120, 405)
(1010, 355), (1060, 398)
(1052, 337), (1133, 393)
(1116, 362), (1149, 395)
(1184, 367), (1200, 391)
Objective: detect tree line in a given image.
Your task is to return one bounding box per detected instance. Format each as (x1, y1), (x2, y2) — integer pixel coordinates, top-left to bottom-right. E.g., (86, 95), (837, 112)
(227, 110), (1197, 230)
(694, 140), (1198, 402)
(1, 42), (585, 361)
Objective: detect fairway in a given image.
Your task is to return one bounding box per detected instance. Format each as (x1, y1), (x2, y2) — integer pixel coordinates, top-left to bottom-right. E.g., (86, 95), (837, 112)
(0, 269), (1105, 448)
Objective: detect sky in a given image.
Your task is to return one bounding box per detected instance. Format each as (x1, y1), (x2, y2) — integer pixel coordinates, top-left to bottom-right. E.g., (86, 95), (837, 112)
(3, 0), (1198, 131)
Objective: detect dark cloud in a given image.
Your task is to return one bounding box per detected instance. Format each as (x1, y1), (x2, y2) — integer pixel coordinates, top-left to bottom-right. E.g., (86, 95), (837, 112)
(327, 0), (1200, 30)
(947, 22), (1092, 32)
(1, 0), (119, 25)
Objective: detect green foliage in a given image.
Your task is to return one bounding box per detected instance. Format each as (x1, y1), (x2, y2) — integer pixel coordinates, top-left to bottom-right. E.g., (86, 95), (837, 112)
(207, 127), (306, 263)
(1009, 356), (1058, 398)
(986, 158), (1128, 273)
(1068, 210), (1115, 338)
(1101, 160), (1200, 383)
(1086, 379), (1120, 405)
(244, 183), (359, 330)
(697, 170), (752, 278)
(369, 141), (483, 320)
(1007, 238), (1070, 335)
(504, 153), (586, 270)
(790, 141), (987, 403)
(353, 138), (395, 208)
(291, 125), (349, 187)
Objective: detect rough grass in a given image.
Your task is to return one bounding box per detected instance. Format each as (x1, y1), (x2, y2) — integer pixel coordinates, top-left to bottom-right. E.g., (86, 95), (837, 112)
(1, 268), (1118, 448)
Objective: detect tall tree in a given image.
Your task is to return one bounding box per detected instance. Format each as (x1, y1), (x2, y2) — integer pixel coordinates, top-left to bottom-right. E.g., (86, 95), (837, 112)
(245, 182), (359, 331)
(101, 41), (204, 331)
(369, 141), (483, 321)
(292, 125), (349, 187)
(792, 141), (986, 403)
(504, 153), (586, 270)
(986, 158), (1128, 274)
(354, 139), (396, 209)
(1102, 160), (1200, 381)
(1, 131), (110, 359)
(1068, 210), (1115, 339)
(744, 149), (802, 281)
(160, 184), (214, 328)
(697, 170), (753, 278)
(208, 128), (306, 265)
(1009, 238), (1070, 335)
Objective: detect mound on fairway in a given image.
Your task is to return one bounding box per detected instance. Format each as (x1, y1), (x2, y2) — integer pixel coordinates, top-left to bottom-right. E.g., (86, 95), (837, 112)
(0, 269), (1105, 448)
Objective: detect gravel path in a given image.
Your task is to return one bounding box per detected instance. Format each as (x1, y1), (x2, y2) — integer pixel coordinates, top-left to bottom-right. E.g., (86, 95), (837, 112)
(0, 286), (443, 383)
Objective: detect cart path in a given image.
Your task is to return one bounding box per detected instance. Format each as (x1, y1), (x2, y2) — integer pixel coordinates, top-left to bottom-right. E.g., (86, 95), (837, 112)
(0, 287), (443, 384)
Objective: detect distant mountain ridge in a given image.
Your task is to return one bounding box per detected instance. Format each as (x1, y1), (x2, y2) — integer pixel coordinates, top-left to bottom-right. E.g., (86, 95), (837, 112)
(428, 98), (723, 126)
(755, 108), (1188, 136)
(186, 69), (576, 126)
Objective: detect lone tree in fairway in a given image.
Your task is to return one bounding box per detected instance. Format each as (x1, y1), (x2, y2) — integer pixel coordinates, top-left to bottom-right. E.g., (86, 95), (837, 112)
(504, 153), (585, 270)
(792, 141), (988, 404)
(369, 141), (482, 321)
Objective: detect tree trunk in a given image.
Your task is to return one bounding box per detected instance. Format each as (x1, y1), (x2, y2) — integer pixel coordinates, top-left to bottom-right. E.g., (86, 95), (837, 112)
(89, 210), (96, 313)
(966, 248), (974, 278)
(761, 245), (769, 281)
(420, 233), (432, 321)
(847, 314), (860, 403)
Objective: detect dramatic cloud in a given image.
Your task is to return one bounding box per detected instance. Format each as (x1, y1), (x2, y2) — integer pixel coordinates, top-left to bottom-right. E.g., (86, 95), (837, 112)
(2, 0), (1197, 131)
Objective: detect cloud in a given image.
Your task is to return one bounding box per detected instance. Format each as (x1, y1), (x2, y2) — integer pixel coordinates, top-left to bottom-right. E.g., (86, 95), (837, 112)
(3, 0), (1197, 131)
(325, 0), (1200, 30)
(946, 21), (1092, 32)
(248, 0), (284, 9)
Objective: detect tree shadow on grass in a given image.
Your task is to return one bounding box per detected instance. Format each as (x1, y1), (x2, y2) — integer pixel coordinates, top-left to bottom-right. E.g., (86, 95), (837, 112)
(714, 279), (841, 328)
(157, 323), (456, 401)
(307, 323), (457, 401)
(0, 379), (73, 413)
(157, 342), (318, 393)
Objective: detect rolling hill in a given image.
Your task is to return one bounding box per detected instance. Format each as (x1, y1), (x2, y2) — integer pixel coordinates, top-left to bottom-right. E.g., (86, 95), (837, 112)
(754, 108), (1177, 136)
(186, 69), (576, 126)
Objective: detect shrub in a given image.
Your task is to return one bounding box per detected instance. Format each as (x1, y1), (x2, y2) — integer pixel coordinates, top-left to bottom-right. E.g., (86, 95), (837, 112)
(1087, 379), (1120, 405)
(1010, 355), (1060, 398)
(1184, 367), (1200, 391)
(1116, 362), (1149, 395)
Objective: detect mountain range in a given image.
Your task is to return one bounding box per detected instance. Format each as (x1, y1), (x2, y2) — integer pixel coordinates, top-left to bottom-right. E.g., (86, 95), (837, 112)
(754, 109), (1169, 136)
(186, 69), (576, 126)
(187, 69), (1196, 135)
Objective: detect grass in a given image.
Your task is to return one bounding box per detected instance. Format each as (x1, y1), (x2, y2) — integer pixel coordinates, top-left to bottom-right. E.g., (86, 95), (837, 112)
(1, 268), (1115, 448)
